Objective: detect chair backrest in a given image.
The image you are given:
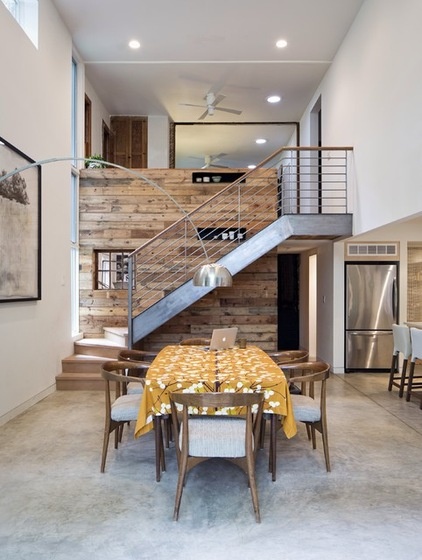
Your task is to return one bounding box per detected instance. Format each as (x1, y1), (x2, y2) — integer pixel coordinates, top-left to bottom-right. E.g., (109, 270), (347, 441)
(169, 391), (264, 456)
(179, 338), (211, 346)
(267, 349), (309, 364)
(392, 324), (412, 358)
(410, 327), (422, 361)
(118, 349), (157, 362)
(101, 360), (148, 406)
(279, 361), (330, 400)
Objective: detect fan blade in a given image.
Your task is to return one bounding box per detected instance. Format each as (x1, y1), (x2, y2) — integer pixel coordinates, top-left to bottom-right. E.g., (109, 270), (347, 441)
(212, 94), (226, 107)
(211, 152), (228, 160)
(180, 102), (206, 108)
(198, 108), (209, 120)
(215, 106), (242, 115)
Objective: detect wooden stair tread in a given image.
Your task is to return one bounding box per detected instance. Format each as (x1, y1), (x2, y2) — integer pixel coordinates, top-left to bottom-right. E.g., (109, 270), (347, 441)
(55, 371), (104, 391)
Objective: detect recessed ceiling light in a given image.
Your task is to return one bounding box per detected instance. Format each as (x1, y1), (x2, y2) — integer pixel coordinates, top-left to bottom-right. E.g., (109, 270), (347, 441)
(276, 39), (288, 49)
(128, 39), (141, 49)
(267, 95), (281, 104)
(255, 138), (267, 144)
(248, 164), (256, 169)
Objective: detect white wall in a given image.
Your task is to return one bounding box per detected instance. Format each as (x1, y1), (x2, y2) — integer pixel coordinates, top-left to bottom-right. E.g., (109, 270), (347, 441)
(302, 0), (422, 234)
(298, 0), (422, 370)
(0, 1), (74, 423)
(148, 116), (170, 168)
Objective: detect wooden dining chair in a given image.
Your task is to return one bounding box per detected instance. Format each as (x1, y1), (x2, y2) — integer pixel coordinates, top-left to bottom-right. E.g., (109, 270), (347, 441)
(388, 324), (412, 398)
(266, 349), (309, 365)
(405, 327), (422, 405)
(100, 360), (166, 481)
(118, 349), (156, 395)
(179, 337), (211, 346)
(169, 391), (264, 523)
(267, 361), (331, 481)
(118, 349), (173, 450)
(260, 349), (309, 450)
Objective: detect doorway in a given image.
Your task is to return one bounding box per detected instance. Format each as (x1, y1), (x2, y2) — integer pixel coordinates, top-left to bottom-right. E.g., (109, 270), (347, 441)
(277, 254), (299, 350)
(308, 254), (317, 359)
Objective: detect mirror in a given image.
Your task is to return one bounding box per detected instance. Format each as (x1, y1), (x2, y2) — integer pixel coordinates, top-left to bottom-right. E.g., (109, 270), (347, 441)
(173, 122), (299, 169)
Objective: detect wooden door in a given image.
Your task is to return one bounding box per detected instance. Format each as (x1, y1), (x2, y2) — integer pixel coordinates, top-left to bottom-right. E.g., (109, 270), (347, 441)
(111, 116), (148, 168)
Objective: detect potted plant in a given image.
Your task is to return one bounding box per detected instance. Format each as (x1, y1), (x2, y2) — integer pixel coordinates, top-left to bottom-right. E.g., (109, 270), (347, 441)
(85, 154), (107, 168)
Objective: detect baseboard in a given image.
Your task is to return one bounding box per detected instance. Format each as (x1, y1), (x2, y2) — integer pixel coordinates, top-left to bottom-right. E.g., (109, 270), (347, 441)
(0, 383), (56, 427)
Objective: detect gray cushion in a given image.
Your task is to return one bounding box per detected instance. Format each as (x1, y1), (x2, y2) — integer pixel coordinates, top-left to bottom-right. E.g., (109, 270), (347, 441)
(181, 416), (247, 457)
(291, 395), (321, 422)
(126, 382), (144, 395)
(111, 394), (141, 422)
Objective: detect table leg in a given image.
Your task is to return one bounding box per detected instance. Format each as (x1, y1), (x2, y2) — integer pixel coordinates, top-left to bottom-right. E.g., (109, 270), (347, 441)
(154, 416), (165, 482)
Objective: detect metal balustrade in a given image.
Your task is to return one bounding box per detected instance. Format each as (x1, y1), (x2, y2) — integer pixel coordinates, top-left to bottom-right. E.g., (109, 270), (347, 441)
(128, 146), (353, 327)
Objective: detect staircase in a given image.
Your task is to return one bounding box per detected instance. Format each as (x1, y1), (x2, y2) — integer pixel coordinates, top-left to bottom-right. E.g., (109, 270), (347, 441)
(129, 146), (354, 346)
(56, 327), (128, 390)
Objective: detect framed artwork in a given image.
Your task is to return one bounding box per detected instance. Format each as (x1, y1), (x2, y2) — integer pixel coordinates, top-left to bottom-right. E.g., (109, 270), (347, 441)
(0, 137), (41, 302)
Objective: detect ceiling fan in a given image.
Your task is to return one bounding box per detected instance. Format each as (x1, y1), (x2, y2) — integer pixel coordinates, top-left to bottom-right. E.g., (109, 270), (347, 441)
(180, 92), (242, 120)
(201, 153), (229, 168)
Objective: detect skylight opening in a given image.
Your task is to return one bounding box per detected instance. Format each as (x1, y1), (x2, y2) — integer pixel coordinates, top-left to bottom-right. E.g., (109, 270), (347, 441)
(1, 0), (38, 48)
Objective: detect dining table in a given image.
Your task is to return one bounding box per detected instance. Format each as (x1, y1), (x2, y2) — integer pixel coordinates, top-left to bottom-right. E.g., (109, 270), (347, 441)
(134, 343), (297, 480)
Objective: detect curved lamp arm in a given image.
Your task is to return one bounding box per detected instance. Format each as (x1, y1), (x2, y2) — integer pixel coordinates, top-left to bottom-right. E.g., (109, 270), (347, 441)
(0, 156), (232, 287)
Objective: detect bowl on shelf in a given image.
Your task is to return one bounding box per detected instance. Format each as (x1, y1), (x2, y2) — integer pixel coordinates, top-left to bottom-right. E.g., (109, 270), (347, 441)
(211, 176), (222, 183)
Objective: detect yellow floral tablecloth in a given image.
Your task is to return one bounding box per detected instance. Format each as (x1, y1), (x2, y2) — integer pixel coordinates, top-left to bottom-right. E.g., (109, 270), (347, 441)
(134, 344), (297, 439)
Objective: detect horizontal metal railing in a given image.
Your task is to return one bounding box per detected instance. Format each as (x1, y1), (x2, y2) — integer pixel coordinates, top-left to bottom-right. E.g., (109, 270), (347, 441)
(128, 146), (353, 321)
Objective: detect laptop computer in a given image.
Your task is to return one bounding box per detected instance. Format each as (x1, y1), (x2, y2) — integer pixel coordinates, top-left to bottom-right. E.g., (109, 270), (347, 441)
(209, 327), (239, 351)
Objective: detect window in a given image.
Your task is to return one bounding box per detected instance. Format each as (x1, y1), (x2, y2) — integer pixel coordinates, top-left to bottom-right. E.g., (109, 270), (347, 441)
(70, 57), (79, 335)
(95, 251), (133, 290)
(1, 0), (38, 47)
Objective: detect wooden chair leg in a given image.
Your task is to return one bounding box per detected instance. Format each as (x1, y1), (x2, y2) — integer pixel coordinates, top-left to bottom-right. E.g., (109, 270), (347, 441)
(154, 416), (164, 482)
(406, 362), (416, 402)
(173, 453), (188, 521)
(398, 359), (408, 398)
(320, 420), (331, 472)
(388, 353), (398, 392)
(246, 452), (261, 523)
(101, 428), (111, 473)
(269, 415), (277, 482)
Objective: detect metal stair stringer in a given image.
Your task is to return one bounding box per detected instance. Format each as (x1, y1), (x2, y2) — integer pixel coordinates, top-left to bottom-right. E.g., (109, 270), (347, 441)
(131, 212), (353, 343)
(131, 216), (295, 343)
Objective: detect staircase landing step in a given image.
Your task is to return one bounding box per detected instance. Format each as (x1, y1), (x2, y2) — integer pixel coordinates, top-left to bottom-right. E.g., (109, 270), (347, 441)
(75, 338), (126, 359)
(55, 372), (104, 391)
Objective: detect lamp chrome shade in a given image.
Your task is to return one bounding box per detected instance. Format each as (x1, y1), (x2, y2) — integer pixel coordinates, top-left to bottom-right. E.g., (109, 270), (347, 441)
(192, 263), (233, 287)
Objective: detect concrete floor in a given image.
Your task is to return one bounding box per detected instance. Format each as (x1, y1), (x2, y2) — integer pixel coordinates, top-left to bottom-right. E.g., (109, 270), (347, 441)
(1, 373), (422, 560)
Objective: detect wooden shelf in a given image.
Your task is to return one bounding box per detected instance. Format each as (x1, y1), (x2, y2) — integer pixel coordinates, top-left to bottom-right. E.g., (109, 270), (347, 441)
(198, 227), (246, 241)
(192, 172), (245, 184)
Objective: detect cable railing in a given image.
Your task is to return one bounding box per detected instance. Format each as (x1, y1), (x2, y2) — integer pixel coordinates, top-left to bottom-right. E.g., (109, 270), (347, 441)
(128, 146), (353, 320)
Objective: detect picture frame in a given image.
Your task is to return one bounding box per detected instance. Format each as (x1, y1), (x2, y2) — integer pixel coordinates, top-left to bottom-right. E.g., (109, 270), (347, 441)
(0, 137), (41, 302)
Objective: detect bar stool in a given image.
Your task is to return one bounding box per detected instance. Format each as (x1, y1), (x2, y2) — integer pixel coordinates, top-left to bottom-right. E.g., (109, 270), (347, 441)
(388, 324), (412, 397)
(405, 327), (422, 406)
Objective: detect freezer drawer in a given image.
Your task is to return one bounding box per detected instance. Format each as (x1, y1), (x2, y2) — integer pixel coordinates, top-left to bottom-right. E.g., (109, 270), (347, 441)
(346, 331), (393, 371)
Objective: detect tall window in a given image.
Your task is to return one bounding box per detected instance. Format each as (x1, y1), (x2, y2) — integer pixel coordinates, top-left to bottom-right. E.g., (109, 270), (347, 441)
(1, 0), (38, 47)
(70, 58), (79, 335)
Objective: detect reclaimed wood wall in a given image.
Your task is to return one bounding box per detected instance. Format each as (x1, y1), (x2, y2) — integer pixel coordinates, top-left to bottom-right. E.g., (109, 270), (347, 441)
(79, 168), (278, 351)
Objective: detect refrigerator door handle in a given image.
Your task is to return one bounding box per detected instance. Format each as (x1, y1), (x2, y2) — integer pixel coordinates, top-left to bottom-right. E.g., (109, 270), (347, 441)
(348, 331), (392, 336)
(392, 279), (397, 322)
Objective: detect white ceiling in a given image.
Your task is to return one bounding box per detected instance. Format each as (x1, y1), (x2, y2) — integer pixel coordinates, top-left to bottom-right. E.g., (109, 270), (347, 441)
(52, 0), (364, 167)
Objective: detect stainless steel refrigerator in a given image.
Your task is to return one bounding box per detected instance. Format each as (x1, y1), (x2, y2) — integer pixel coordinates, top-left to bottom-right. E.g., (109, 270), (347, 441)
(345, 262), (398, 371)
